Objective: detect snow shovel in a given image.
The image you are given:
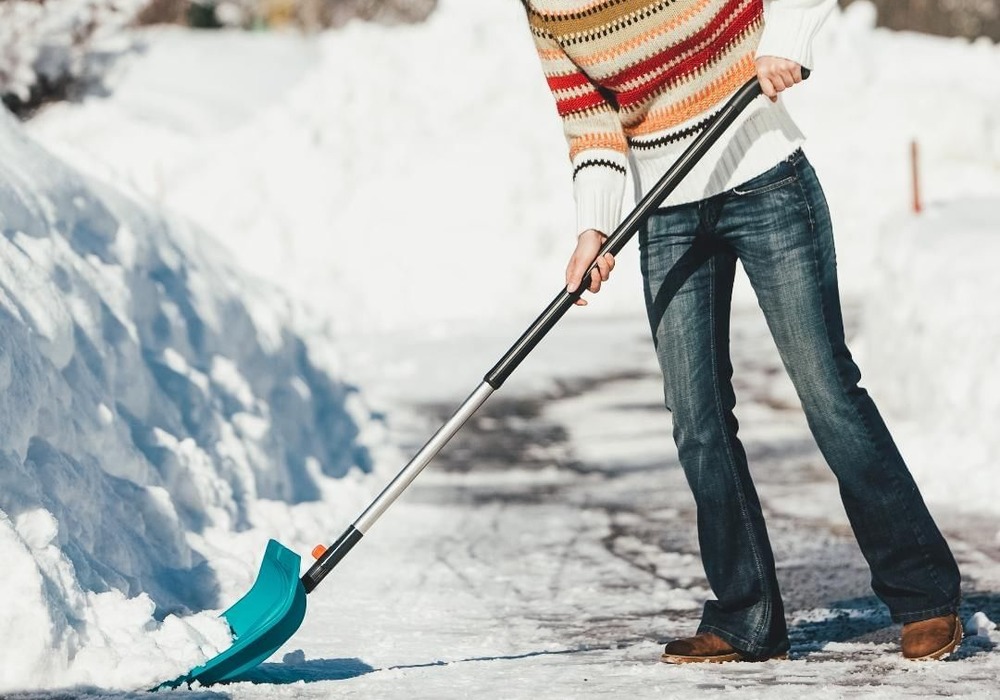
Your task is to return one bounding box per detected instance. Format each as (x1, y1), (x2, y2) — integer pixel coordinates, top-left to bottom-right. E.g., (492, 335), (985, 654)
(160, 70), (806, 689)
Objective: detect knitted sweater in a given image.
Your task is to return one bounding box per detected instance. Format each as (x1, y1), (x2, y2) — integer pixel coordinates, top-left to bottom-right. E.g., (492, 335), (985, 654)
(523, 0), (836, 236)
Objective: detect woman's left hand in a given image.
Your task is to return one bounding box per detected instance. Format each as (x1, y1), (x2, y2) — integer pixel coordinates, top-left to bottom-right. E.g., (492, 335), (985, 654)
(755, 56), (803, 102)
(566, 229), (615, 306)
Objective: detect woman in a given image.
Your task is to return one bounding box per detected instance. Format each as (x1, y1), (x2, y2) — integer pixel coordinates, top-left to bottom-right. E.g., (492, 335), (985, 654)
(520, 0), (962, 663)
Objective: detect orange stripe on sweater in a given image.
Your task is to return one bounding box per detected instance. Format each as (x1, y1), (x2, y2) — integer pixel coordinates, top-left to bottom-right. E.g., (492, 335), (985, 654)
(569, 133), (629, 160)
(537, 47), (566, 60)
(623, 54), (756, 136)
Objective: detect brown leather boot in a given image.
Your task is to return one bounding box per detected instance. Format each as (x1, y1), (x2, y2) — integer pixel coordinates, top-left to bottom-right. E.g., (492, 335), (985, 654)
(901, 613), (962, 660)
(660, 632), (787, 664)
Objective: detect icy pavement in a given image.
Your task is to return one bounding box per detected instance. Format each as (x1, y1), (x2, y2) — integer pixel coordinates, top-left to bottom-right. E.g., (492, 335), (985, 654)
(174, 308), (998, 699)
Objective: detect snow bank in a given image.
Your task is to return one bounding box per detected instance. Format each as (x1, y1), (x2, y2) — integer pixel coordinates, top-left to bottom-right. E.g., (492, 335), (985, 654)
(0, 106), (373, 691)
(861, 199), (1000, 518)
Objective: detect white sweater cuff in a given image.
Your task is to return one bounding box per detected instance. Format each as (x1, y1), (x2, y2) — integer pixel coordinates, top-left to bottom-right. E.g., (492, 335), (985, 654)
(572, 149), (627, 237)
(756, 0), (836, 69)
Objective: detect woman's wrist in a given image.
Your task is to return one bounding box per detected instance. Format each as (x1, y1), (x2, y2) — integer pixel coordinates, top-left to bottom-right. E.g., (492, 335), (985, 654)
(578, 228), (608, 242)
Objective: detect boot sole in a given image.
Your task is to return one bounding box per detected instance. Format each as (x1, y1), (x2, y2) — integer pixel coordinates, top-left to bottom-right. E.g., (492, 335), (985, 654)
(660, 652), (788, 665)
(905, 617), (963, 661)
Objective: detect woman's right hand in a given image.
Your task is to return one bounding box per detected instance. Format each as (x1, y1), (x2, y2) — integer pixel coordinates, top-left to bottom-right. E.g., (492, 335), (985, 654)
(565, 229), (615, 307)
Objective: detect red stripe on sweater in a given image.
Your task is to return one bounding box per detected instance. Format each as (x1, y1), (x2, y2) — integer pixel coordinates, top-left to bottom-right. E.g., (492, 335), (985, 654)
(617, 30), (753, 110)
(603, 0), (756, 90)
(547, 72), (591, 92)
(556, 90), (608, 116)
(617, 6), (761, 108)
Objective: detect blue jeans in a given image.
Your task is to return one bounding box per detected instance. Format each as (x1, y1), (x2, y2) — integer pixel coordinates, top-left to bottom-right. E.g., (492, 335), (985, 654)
(639, 149), (961, 658)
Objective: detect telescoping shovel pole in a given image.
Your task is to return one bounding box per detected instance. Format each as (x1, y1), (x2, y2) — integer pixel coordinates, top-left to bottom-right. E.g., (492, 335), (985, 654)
(166, 71), (808, 689)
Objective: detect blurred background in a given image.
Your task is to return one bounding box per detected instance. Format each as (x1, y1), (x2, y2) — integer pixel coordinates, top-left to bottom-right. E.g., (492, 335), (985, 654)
(3, 0), (999, 114)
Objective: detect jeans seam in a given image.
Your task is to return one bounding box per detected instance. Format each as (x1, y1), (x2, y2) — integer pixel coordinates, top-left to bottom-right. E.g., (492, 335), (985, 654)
(792, 168), (953, 608)
(706, 253), (770, 643)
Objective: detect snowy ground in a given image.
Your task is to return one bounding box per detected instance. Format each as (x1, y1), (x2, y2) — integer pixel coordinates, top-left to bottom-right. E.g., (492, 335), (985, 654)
(86, 311), (1000, 698)
(2, 0), (998, 696)
(284, 311), (1000, 700)
(6, 311), (996, 699)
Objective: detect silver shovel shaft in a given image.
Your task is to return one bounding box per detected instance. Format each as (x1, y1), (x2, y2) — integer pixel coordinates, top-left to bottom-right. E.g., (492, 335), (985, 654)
(301, 381), (494, 592)
(355, 381), (495, 533)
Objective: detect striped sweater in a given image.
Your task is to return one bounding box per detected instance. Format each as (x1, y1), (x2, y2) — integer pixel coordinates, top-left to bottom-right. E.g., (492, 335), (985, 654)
(523, 0), (836, 235)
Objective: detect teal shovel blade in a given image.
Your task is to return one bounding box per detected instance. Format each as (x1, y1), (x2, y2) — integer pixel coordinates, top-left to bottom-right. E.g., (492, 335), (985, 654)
(157, 539), (307, 689)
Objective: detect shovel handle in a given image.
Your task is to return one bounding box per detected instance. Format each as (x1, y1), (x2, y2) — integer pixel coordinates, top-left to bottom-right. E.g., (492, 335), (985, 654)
(485, 68), (809, 389)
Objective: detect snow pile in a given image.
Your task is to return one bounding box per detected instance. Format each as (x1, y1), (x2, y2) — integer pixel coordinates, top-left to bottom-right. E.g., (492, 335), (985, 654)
(862, 199), (1000, 517)
(0, 106), (373, 691)
(0, 0), (147, 107)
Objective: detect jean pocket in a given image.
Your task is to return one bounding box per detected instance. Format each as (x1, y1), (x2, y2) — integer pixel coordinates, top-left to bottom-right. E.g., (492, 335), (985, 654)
(730, 158), (798, 197)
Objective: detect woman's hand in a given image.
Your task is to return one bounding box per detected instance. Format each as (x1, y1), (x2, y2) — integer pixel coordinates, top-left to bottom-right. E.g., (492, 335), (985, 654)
(755, 56), (803, 102)
(565, 229), (615, 307)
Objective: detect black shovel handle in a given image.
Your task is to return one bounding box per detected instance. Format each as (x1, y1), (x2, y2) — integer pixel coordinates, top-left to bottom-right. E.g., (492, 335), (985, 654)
(485, 69), (809, 389)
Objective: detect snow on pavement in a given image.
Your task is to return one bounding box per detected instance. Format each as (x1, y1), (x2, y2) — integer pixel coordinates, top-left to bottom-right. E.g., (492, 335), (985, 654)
(194, 312), (1000, 698)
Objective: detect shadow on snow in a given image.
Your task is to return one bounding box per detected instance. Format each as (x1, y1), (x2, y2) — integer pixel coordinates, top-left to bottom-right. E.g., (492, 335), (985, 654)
(228, 643), (623, 685)
(788, 590), (999, 660)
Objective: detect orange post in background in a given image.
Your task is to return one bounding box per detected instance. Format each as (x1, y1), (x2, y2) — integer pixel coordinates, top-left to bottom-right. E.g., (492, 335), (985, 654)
(911, 139), (922, 214)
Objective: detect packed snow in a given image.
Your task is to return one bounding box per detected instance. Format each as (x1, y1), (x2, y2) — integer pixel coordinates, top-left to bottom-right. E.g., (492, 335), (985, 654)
(1, 0), (998, 696)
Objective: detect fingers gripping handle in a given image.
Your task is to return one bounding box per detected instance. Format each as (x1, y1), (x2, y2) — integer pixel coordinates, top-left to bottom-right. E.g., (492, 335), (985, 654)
(568, 68), (810, 298)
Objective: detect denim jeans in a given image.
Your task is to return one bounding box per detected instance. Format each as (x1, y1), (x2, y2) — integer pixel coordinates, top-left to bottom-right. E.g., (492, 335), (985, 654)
(639, 149), (961, 658)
